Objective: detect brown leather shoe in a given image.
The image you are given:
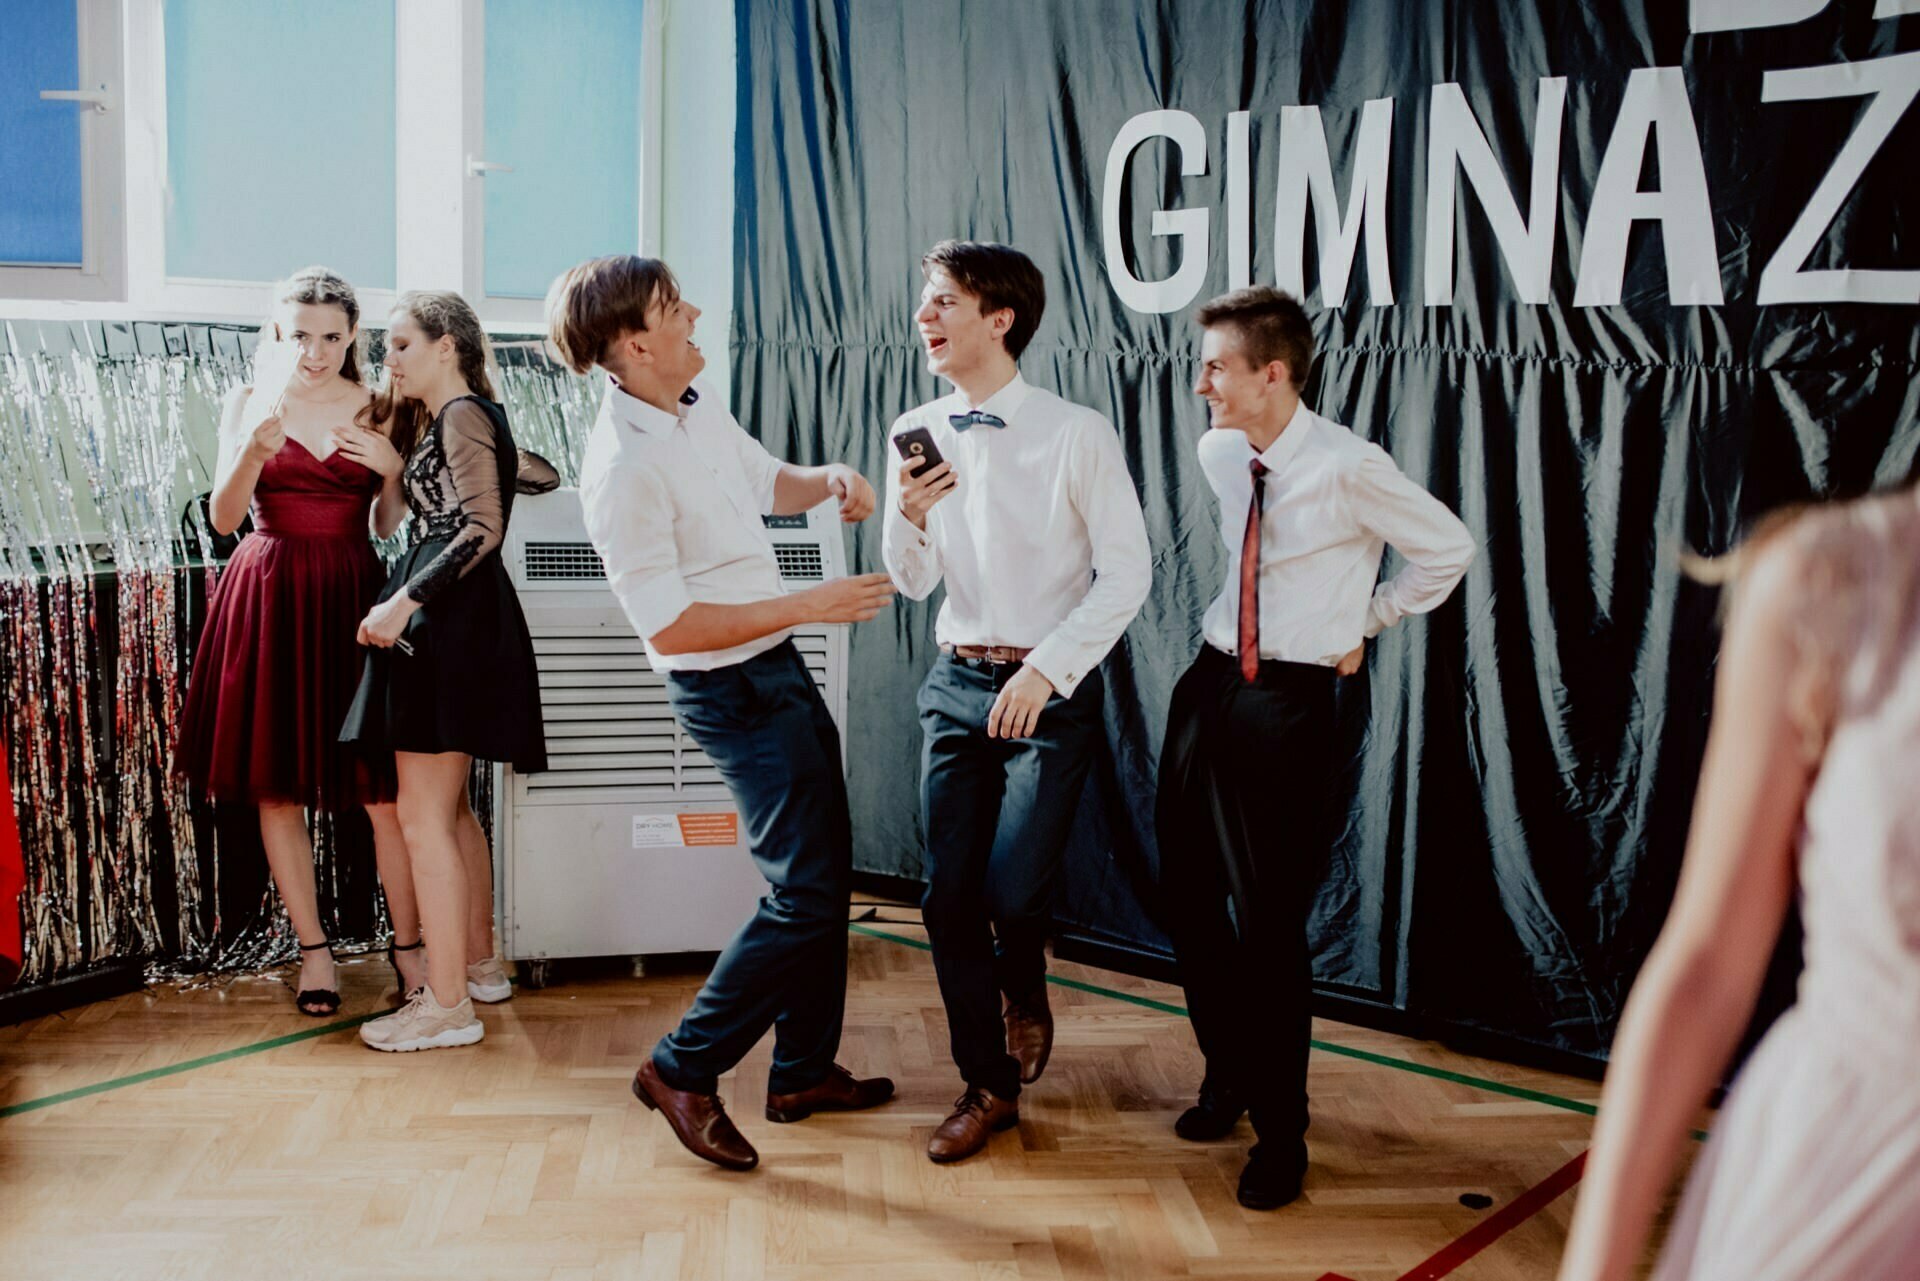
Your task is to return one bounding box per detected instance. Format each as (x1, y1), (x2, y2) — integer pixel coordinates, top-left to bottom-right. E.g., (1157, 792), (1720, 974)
(630, 1058), (759, 1171)
(1004, 987), (1054, 1084)
(926, 1087), (1019, 1163)
(764, 1064), (896, 1123)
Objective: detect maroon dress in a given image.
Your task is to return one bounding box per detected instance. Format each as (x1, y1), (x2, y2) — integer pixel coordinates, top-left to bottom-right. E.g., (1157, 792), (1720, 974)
(177, 438), (398, 809)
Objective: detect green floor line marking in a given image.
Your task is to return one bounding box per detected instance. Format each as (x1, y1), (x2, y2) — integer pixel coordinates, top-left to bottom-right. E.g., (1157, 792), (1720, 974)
(5, 924), (1693, 1140)
(850, 922), (1614, 1122)
(1, 1012), (376, 1120)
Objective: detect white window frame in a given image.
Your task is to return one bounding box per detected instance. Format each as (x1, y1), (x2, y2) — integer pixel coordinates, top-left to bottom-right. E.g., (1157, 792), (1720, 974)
(119, 0), (398, 324)
(0, 0), (128, 304)
(2, 0), (664, 330)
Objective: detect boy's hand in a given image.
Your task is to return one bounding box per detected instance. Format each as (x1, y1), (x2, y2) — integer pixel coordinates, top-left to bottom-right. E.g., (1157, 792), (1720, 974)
(987, 665), (1055, 739)
(1336, 642), (1365, 676)
(898, 458), (957, 530)
(825, 464), (876, 522)
(799, 572), (895, 624)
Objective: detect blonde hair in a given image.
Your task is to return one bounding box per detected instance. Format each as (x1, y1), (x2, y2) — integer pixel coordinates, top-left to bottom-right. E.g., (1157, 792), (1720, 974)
(374, 290), (498, 458)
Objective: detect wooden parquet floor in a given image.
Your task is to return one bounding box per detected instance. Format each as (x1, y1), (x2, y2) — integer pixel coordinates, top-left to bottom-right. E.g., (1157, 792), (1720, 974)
(0, 923), (1680, 1281)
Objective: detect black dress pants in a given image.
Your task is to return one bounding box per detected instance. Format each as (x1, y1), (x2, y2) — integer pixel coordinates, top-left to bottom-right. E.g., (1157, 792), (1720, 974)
(1154, 643), (1337, 1150)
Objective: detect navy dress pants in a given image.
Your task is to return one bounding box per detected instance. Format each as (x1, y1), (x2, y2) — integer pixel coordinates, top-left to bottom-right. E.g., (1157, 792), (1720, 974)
(918, 655), (1105, 1100)
(653, 640), (852, 1096)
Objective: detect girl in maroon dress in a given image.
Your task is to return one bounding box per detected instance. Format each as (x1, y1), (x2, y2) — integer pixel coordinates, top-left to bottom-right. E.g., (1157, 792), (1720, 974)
(177, 267), (428, 1013)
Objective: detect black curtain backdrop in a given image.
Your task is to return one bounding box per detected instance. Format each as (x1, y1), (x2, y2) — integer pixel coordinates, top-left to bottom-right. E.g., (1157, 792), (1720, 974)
(729, 0), (1920, 1057)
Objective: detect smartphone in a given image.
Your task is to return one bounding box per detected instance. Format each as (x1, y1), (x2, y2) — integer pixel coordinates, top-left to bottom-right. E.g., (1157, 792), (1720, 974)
(892, 426), (946, 477)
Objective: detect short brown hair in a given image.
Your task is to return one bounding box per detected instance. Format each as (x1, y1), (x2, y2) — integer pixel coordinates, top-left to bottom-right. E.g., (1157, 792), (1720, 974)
(1195, 287), (1313, 389)
(920, 240), (1046, 360)
(545, 255), (681, 374)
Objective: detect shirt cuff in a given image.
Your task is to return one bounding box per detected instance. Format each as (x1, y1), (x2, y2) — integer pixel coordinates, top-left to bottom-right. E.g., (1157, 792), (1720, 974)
(887, 499), (933, 551)
(617, 573), (695, 641)
(1363, 591), (1394, 639)
(1024, 636), (1087, 700)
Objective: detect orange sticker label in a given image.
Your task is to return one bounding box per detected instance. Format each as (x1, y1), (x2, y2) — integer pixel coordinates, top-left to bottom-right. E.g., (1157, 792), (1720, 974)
(677, 813), (739, 846)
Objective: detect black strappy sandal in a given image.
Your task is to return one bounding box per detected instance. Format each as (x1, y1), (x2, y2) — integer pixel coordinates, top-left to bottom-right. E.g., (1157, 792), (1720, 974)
(387, 936), (426, 1002)
(294, 938), (341, 1017)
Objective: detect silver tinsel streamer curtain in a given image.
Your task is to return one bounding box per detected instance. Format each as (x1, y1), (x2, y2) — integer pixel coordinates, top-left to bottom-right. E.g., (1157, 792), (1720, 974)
(0, 322), (596, 990)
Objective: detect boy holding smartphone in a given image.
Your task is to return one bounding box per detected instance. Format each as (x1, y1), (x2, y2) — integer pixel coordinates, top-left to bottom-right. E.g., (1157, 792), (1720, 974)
(882, 240), (1151, 1163)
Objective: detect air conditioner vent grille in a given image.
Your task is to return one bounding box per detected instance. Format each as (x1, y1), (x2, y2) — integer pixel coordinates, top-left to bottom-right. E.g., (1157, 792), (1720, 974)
(772, 542), (824, 582)
(523, 632), (826, 800)
(525, 542), (607, 581)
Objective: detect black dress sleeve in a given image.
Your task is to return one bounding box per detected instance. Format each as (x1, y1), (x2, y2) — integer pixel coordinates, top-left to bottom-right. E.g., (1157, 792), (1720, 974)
(403, 399), (506, 605)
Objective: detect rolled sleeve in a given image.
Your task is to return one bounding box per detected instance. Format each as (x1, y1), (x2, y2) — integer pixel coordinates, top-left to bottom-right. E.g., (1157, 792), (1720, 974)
(582, 459), (694, 641)
(1346, 446), (1476, 638)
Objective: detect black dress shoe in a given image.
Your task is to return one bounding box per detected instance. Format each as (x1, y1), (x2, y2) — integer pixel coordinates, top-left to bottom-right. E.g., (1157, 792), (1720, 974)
(1174, 1081), (1246, 1141)
(1236, 1142), (1307, 1210)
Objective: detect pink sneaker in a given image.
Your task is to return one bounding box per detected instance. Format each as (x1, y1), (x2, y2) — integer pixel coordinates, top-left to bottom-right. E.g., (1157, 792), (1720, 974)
(359, 987), (483, 1052)
(466, 956), (513, 1004)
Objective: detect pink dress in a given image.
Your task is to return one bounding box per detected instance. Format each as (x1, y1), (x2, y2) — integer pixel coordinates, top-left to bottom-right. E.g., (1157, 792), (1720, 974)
(1652, 492), (1920, 1280)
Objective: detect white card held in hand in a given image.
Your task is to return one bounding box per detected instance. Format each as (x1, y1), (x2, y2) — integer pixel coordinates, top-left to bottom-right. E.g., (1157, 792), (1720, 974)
(244, 338), (302, 424)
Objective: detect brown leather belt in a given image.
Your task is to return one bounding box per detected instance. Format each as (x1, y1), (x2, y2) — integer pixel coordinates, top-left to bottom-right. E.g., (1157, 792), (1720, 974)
(942, 643), (1033, 664)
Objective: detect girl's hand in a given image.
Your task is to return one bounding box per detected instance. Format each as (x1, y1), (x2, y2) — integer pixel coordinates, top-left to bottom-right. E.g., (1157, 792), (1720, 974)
(243, 410), (287, 463)
(332, 425), (404, 480)
(357, 594), (418, 648)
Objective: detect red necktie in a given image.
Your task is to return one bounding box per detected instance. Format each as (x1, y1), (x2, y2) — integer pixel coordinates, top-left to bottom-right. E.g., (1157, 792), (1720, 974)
(1238, 458), (1268, 683)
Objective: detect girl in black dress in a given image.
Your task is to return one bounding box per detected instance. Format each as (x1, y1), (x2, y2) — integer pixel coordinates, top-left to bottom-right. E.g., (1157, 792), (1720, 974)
(342, 290), (545, 1051)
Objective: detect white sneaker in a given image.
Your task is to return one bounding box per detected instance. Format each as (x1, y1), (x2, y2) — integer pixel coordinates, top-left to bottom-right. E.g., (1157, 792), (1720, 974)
(359, 987), (484, 1052)
(467, 956), (513, 1004)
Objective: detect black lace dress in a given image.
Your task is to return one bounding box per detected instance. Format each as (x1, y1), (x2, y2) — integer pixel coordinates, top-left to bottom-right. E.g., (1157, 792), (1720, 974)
(339, 396), (546, 771)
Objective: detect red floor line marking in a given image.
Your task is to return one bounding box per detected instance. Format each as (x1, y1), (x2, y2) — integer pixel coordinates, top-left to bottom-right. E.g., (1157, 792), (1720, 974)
(1394, 1150), (1589, 1281)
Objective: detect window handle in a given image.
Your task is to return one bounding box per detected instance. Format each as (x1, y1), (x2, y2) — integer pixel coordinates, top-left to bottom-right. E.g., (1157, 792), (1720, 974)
(39, 88), (114, 114)
(466, 155), (515, 178)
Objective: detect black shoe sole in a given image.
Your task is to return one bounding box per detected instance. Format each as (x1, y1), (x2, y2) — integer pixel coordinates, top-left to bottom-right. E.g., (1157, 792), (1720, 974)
(1236, 1182), (1304, 1210)
(1174, 1101), (1247, 1141)
(1237, 1165), (1306, 1210)
(1176, 1119), (1245, 1142)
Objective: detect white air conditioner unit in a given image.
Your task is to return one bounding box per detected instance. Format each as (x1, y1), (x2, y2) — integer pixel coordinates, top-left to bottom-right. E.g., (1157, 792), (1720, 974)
(492, 488), (850, 982)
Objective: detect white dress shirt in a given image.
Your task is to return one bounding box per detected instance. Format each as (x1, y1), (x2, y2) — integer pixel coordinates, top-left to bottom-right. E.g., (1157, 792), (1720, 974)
(579, 377), (791, 671)
(1198, 405), (1475, 666)
(882, 373), (1151, 699)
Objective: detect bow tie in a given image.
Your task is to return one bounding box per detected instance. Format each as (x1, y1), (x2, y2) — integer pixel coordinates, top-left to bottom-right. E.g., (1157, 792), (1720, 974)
(949, 409), (1006, 432)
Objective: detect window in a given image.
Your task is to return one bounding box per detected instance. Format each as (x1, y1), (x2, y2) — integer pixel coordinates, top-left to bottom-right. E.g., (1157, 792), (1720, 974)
(0, 0), (665, 324)
(470, 0), (660, 320)
(0, 0), (125, 301)
(162, 0), (397, 289)
(478, 0), (648, 302)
